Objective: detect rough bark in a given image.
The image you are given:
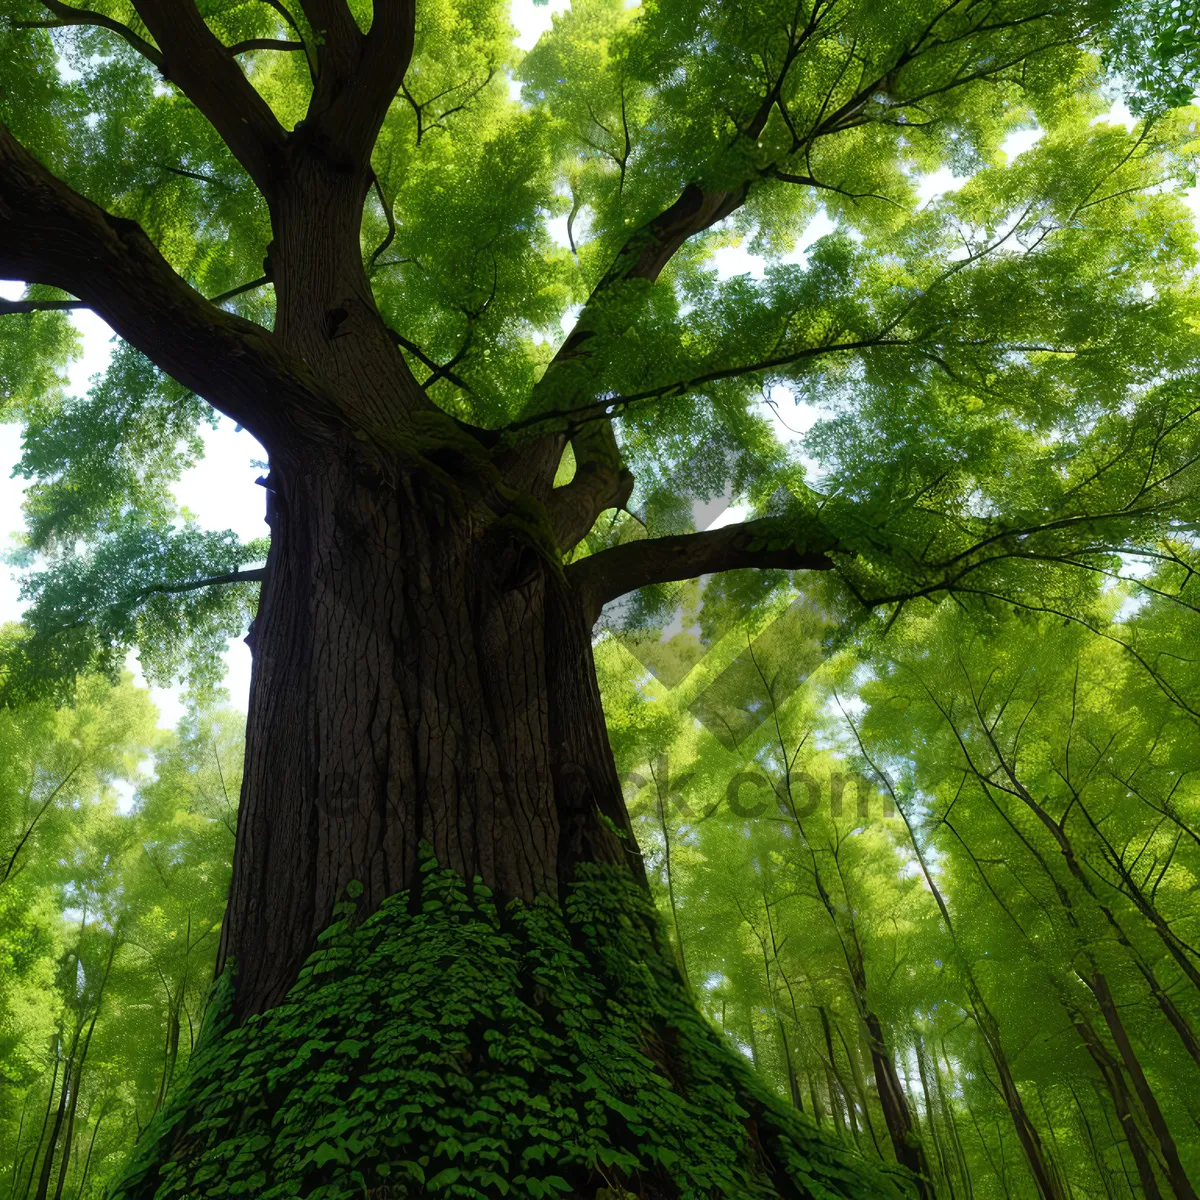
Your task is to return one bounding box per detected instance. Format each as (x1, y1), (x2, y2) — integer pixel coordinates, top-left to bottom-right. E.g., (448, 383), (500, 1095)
(215, 435), (637, 1019)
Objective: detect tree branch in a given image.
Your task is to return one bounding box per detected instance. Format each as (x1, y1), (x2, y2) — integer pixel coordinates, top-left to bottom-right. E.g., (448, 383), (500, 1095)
(298, 0), (416, 173)
(566, 517), (842, 624)
(207, 275), (271, 305)
(129, 0), (288, 196)
(367, 172), (396, 273)
(504, 336), (914, 441)
(548, 460), (635, 553)
(0, 276), (269, 317)
(383, 325), (472, 394)
(41, 568), (267, 643)
(255, 0), (317, 81)
(509, 0), (1075, 551)
(0, 298), (84, 314)
(526, 181), (750, 545)
(0, 123), (340, 446)
(766, 167), (905, 210)
(159, 164), (235, 191)
(228, 38), (305, 55)
(132, 566), (267, 601)
(15, 0), (163, 68)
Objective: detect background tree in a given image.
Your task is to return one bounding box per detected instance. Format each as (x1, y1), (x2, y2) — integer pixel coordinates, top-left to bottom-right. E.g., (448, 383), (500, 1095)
(0, 694), (240, 1200)
(605, 578), (1200, 1198)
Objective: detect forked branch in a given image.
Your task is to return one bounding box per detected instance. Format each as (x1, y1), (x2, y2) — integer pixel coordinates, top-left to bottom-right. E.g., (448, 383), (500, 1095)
(299, 0), (417, 173)
(130, 0), (288, 195)
(0, 123), (337, 446)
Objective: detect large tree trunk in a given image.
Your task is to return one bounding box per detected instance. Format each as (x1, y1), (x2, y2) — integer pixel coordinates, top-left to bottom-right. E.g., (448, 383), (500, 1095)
(216, 441), (636, 1020)
(111, 441), (904, 1200)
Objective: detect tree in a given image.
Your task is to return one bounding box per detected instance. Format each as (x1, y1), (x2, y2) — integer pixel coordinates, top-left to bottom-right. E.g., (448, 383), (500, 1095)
(3, 0), (1199, 1195)
(0, 692), (241, 1200)
(855, 599), (1200, 1196)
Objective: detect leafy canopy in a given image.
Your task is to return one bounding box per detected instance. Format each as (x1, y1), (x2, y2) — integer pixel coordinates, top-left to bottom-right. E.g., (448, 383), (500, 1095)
(0, 0), (1198, 698)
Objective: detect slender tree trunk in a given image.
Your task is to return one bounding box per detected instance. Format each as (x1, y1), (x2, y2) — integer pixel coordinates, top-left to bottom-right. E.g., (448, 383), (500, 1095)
(50, 937), (114, 1200)
(72, 1099), (109, 1200)
(22, 1051), (59, 1200)
(837, 1020), (883, 1156)
(963, 1094), (1004, 1189)
(154, 993), (182, 1114)
(775, 1018), (805, 1114)
(905, 825), (1063, 1199)
(809, 1070), (826, 1127)
(818, 1009), (848, 1139)
(839, 1064), (865, 1151)
(915, 1037), (953, 1199)
(866, 1013), (934, 1191)
(849, 731), (1067, 1200)
(778, 767), (933, 1191)
(1034, 1085), (1073, 1200)
(8, 1091), (31, 1200)
(27, 1036), (68, 1200)
(744, 997), (761, 1068)
(817, 1016), (861, 1149)
(32, 1041), (72, 1200)
(1071, 805), (1200, 999)
(1071, 1010), (1165, 1200)
(1109, 919), (1200, 1074)
(651, 760), (687, 980)
(1069, 1084), (1116, 1200)
(48, 1064), (80, 1200)
(935, 1041), (973, 1200)
(1098, 1089), (1145, 1200)
(1084, 970), (1196, 1199)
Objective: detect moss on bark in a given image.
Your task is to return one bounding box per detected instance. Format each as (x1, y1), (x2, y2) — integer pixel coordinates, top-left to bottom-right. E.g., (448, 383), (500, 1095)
(110, 851), (911, 1200)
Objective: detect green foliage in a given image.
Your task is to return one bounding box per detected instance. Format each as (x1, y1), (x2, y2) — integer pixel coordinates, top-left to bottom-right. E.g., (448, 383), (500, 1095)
(3, 2), (1200, 1196)
(4, 0), (1200, 699)
(0, 688), (239, 1200)
(111, 851), (905, 1200)
(597, 550), (1200, 1198)
(1101, 1), (1200, 115)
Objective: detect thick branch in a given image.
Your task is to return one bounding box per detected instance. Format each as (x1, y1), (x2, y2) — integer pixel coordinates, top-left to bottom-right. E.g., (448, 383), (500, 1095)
(537, 182), (750, 403)
(0, 123), (340, 446)
(548, 460), (635, 554)
(299, 0), (416, 173)
(0, 298), (84, 314)
(522, 180), (751, 541)
(0, 276), (270, 315)
(510, 2), (1072, 531)
(130, 0), (288, 196)
(228, 38), (305, 55)
(567, 517), (841, 624)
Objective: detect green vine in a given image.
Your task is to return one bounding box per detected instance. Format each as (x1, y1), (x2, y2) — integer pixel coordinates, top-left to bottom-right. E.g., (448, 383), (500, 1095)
(110, 850), (910, 1200)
